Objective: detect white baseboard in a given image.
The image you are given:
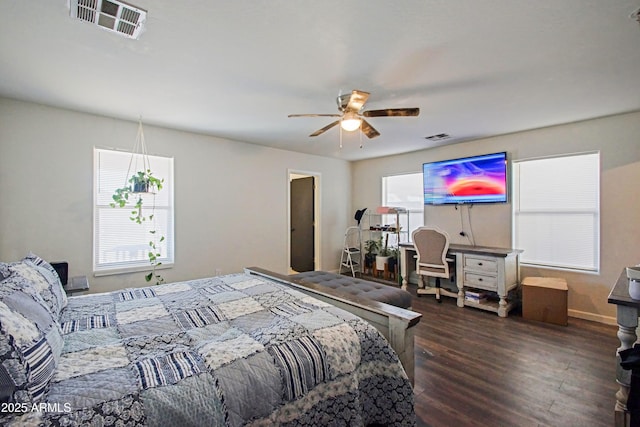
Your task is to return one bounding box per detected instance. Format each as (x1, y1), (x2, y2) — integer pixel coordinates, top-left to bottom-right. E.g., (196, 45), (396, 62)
(569, 309), (617, 326)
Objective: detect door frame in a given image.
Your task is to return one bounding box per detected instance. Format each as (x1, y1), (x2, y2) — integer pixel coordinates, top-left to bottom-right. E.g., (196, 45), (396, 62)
(287, 169), (321, 273)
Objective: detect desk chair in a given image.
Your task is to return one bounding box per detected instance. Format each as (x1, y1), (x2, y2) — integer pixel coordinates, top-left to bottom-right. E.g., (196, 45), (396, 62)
(412, 227), (457, 302)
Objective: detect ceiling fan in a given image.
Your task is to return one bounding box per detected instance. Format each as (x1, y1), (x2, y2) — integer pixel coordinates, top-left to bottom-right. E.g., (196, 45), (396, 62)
(288, 90), (420, 139)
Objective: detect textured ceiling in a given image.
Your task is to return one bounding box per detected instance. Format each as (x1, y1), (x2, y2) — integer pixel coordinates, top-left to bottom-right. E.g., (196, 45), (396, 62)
(1, 0), (639, 160)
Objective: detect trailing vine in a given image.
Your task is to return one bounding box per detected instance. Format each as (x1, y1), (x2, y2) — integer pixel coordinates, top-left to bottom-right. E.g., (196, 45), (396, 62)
(110, 169), (165, 284)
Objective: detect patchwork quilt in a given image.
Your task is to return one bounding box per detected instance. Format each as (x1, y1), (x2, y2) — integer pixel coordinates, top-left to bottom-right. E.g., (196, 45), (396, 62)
(1, 268), (415, 426)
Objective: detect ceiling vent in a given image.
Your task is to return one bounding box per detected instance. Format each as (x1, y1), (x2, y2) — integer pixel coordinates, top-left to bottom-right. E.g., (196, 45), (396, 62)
(69, 0), (147, 39)
(425, 133), (451, 142)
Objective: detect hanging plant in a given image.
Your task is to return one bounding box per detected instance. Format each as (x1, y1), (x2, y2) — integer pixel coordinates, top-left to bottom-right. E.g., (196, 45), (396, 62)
(110, 170), (163, 224)
(110, 119), (166, 285)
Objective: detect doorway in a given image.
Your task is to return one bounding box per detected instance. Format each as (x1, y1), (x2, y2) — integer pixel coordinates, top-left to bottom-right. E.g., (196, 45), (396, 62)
(288, 170), (320, 273)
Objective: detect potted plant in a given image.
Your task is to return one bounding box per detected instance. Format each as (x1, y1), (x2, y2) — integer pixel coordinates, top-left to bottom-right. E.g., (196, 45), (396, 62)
(111, 170), (163, 223)
(375, 235), (391, 271)
(387, 246), (399, 274)
(364, 239), (379, 271)
(127, 172), (148, 193)
(110, 169), (165, 285)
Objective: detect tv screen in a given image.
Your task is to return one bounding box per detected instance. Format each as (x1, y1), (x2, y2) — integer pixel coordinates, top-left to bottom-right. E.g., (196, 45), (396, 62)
(423, 152), (508, 205)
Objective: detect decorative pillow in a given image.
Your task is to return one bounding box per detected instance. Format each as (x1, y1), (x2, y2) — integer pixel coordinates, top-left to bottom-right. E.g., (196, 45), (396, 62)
(0, 254), (68, 317)
(0, 276), (64, 406)
(23, 253), (68, 312)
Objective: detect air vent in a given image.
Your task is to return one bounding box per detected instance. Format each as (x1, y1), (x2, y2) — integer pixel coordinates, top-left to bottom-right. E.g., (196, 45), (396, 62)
(70, 0), (147, 39)
(425, 133), (451, 142)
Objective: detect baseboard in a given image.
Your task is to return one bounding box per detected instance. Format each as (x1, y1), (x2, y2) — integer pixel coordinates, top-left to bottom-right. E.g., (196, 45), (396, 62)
(568, 309), (616, 326)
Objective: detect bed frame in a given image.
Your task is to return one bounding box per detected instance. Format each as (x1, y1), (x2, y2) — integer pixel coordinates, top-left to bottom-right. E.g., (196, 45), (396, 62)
(245, 267), (422, 385)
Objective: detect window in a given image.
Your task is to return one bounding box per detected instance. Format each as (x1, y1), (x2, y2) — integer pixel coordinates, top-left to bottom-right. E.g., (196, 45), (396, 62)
(512, 152), (599, 272)
(382, 172), (424, 243)
(94, 148), (174, 274)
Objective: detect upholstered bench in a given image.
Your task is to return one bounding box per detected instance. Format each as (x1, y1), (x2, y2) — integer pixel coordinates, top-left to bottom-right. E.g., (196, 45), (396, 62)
(289, 271), (413, 309)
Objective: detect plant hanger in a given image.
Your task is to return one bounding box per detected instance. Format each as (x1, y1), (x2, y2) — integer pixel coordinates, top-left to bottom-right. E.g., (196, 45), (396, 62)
(124, 118), (154, 193)
(110, 118), (163, 221)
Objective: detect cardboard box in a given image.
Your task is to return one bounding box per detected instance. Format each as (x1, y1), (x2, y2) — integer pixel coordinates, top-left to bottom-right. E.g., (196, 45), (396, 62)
(522, 277), (568, 326)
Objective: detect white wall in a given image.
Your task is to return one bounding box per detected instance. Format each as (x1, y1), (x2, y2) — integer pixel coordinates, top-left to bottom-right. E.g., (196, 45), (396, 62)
(352, 111), (640, 323)
(0, 98), (351, 293)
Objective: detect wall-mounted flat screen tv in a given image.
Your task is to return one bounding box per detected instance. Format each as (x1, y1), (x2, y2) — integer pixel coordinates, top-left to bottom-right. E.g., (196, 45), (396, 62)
(423, 152), (508, 205)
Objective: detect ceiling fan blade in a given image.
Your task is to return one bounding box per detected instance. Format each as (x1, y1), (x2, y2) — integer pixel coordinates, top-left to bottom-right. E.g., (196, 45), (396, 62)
(344, 90), (370, 113)
(360, 120), (380, 139)
(363, 108), (420, 117)
(310, 120), (340, 137)
(288, 113), (341, 118)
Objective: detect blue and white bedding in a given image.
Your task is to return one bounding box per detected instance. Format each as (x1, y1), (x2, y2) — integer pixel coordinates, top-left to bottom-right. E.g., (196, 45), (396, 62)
(0, 254), (415, 426)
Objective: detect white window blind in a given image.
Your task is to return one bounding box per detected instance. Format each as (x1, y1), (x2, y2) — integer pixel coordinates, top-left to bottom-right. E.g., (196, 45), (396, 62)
(513, 152), (599, 271)
(382, 172), (424, 242)
(94, 148), (174, 274)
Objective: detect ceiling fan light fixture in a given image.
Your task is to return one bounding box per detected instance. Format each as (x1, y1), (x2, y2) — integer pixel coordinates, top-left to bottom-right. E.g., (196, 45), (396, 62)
(340, 113), (362, 132)
(288, 89), (417, 139)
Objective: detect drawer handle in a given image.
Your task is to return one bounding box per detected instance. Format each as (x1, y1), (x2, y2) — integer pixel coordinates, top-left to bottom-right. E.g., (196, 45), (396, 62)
(478, 262), (483, 266)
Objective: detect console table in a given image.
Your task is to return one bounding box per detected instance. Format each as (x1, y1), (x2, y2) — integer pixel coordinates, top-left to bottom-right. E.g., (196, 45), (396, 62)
(608, 270), (639, 427)
(400, 242), (522, 317)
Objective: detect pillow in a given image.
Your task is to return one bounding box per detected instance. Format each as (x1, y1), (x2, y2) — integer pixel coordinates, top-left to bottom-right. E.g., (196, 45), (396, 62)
(0, 254), (68, 317)
(23, 253), (68, 312)
(0, 276), (64, 406)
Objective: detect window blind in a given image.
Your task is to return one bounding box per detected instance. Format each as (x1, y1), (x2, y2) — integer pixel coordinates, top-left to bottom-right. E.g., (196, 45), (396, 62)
(513, 152), (599, 271)
(382, 172), (424, 242)
(94, 148), (174, 273)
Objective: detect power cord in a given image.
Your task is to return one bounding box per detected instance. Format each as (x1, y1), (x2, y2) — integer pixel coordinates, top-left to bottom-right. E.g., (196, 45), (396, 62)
(466, 204), (476, 245)
(455, 204), (475, 245)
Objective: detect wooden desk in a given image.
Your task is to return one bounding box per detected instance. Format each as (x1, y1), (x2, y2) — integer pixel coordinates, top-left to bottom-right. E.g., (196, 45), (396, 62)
(608, 270), (639, 427)
(400, 242), (522, 317)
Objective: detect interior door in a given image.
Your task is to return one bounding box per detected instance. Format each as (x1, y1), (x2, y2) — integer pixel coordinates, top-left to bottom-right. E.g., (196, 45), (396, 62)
(290, 176), (315, 272)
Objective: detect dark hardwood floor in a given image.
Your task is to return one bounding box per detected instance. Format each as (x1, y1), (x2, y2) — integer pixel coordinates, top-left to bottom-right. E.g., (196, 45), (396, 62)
(406, 285), (619, 427)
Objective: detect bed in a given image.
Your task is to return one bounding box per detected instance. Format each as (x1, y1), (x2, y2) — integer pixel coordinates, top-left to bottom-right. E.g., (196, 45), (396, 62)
(255, 269), (420, 385)
(0, 254), (416, 426)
